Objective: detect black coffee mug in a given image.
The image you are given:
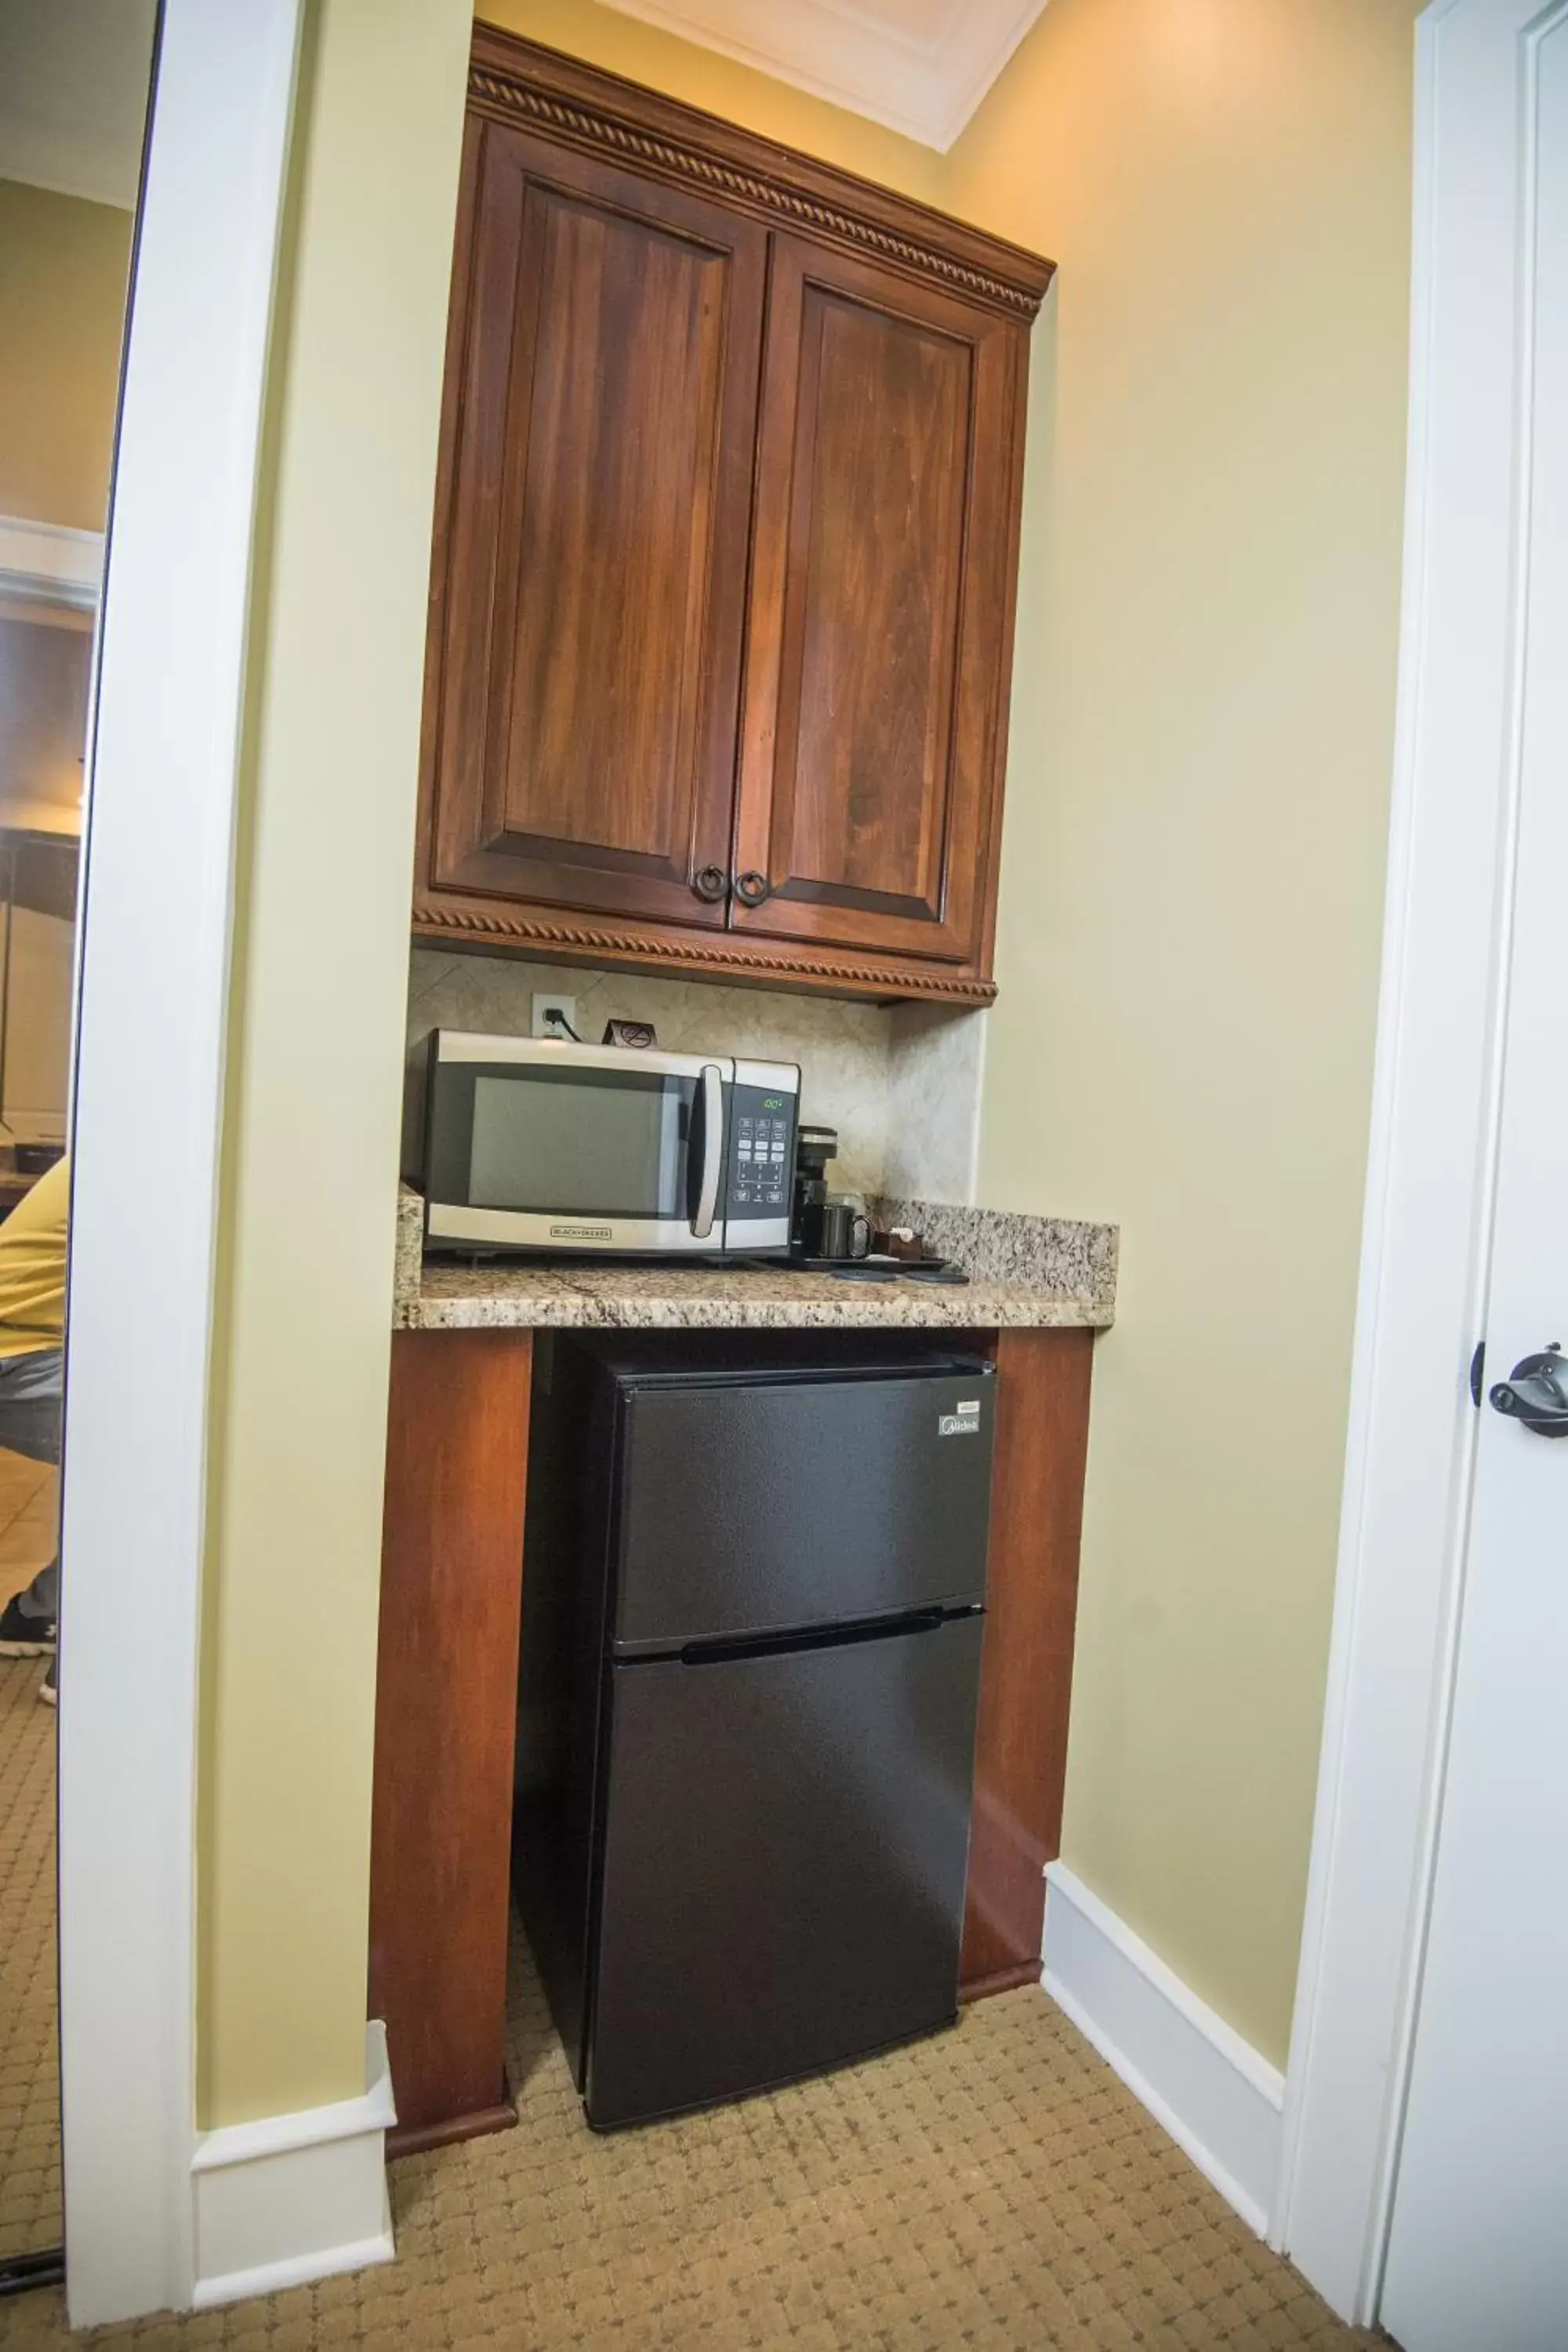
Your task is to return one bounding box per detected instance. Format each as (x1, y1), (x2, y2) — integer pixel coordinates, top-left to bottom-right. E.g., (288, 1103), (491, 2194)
(807, 1200), (869, 1261)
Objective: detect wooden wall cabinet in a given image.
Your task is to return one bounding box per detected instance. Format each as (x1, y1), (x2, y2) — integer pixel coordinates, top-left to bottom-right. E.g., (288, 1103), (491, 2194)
(413, 31), (1054, 1007)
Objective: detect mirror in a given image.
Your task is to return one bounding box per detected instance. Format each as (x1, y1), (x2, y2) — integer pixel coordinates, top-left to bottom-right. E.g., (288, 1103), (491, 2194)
(0, 0), (157, 2283)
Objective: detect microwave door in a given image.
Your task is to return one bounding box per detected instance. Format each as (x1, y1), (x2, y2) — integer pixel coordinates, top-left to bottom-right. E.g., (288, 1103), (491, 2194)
(423, 1039), (736, 1256)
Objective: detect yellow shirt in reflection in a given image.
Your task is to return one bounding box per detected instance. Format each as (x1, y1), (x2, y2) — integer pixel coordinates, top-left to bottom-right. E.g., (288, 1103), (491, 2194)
(0, 1156), (70, 1357)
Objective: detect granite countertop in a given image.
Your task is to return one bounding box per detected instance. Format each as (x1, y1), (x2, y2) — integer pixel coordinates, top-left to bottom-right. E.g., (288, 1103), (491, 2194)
(394, 1186), (1116, 1334)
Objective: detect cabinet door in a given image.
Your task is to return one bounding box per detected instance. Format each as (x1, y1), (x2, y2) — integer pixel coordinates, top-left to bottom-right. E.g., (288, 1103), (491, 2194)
(424, 120), (767, 927)
(733, 237), (1023, 966)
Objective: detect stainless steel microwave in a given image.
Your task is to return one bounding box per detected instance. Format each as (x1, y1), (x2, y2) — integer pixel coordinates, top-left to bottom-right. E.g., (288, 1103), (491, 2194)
(422, 1029), (801, 1258)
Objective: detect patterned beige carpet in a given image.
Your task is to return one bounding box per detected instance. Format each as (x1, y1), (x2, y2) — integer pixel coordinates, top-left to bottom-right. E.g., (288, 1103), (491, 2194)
(1, 1903), (1380, 2351)
(0, 1654), (61, 2268)
(0, 1450), (1375, 2348)
(0, 1441), (63, 2268)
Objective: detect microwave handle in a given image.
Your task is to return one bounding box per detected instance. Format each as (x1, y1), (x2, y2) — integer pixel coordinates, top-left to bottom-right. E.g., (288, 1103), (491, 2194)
(690, 1062), (724, 1240)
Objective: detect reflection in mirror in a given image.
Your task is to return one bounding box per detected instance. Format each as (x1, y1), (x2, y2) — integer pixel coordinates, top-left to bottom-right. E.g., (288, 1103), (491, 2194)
(0, 0), (157, 2288)
(0, 600), (86, 1156)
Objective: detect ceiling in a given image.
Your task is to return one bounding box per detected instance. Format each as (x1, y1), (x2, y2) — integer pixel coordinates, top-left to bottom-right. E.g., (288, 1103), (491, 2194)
(597, 0), (1051, 151)
(0, 0), (1043, 188)
(0, 0), (157, 209)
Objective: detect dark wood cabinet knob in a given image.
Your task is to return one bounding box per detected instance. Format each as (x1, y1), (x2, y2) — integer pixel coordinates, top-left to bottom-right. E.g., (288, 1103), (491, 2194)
(735, 869), (771, 906)
(692, 865), (729, 902)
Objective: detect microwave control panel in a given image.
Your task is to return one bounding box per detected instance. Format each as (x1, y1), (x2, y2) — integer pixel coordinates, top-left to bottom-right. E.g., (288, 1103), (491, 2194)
(727, 1086), (795, 1216)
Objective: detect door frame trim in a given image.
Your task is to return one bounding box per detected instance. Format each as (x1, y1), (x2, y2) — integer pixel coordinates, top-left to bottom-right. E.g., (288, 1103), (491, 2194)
(1273, 0), (1563, 2321)
(57, 0), (305, 2323)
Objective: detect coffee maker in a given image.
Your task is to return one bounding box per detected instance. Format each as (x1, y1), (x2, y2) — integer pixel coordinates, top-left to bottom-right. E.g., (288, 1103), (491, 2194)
(791, 1127), (869, 1262)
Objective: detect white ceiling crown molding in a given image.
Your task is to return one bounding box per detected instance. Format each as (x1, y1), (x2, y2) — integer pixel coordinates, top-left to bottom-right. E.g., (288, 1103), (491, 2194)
(594, 0), (1051, 153)
(0, 517), (103, 612)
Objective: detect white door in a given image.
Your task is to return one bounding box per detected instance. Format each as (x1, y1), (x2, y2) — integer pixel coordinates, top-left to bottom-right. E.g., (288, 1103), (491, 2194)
(1378, 9), (1568, 2349)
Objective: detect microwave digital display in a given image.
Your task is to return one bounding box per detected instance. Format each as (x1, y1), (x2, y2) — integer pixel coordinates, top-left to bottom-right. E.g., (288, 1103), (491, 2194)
(470, 1069), (688, 1218)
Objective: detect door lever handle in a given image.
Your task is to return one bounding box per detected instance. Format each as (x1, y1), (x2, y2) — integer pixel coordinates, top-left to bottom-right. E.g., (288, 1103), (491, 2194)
(1489, 1343), (1568, 1437)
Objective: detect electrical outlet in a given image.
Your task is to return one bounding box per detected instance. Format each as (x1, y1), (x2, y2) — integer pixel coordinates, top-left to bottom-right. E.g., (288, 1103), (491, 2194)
(531, 993), (578, 1040)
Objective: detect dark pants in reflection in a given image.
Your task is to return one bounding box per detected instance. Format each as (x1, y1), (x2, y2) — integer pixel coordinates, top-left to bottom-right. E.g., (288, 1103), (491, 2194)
(0, 1347), (63, 1621)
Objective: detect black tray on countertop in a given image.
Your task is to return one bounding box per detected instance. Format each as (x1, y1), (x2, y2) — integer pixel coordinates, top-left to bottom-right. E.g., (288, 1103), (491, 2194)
(780, 1254), (970, 1287)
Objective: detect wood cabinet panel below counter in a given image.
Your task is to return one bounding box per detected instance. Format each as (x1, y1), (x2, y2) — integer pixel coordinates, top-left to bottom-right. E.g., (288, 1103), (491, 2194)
(369, 1328), (533, 2155)
(960, 1326), (1094, 1998)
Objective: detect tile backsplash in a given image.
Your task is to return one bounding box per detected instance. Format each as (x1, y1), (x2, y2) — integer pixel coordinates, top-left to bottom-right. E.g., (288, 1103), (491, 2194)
(405, 950), (906, 1196)
(886, 1002), (986, 1207)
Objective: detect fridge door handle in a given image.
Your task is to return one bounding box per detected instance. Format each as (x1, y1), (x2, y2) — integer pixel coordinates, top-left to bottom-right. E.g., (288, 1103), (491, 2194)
(690, 1062), (724, 1241)
(674, 1606), (963, 1668)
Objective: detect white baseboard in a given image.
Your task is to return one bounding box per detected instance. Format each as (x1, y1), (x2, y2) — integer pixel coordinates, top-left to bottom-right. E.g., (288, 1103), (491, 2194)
(189, 2021), (397, 2310)
(1042, 1864), (1285, 2238)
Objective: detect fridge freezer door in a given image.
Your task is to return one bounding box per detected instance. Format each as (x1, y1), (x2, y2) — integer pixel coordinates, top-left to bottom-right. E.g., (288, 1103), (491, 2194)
(613, 1366), (996, 1650)
(584, 1612), (984, 2129)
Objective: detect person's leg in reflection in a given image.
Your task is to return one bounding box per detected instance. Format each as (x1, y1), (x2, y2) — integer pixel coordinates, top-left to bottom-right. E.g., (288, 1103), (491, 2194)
(0, 1348), (62, 1639)
(0, 1159), (69, 1704)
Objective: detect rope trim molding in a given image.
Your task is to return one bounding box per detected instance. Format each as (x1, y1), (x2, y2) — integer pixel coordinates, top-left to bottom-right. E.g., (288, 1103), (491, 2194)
(412, 902), (998, 1004)
(467, 68), (1044, 321)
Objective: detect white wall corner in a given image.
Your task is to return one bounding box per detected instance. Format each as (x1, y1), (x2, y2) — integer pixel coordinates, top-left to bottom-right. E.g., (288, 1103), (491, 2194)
(188, 2022), (397, 2312)
(1041, 1864), (1285, 2240)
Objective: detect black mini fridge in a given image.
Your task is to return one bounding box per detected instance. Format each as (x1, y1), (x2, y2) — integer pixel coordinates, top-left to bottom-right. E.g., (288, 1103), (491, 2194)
(515, 1333), (996, 2130)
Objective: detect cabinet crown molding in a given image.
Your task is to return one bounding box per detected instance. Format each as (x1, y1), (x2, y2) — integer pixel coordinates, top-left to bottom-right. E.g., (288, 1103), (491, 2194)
(412, 902), (1000, 1007)
(469, 27), (1054, 321)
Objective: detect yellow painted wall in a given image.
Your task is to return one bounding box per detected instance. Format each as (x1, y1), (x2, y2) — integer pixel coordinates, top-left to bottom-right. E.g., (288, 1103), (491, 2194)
(198, 0), (471, 2123)
(946, 0), (1419, 2063)
(0, 178), (132, 528)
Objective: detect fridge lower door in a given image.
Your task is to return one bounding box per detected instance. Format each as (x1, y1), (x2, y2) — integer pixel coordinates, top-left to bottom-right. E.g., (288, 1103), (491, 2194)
(584, 1612), (984, 2129)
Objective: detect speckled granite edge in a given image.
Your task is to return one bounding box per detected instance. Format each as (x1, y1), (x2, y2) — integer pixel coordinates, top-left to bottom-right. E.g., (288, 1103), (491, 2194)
(400, 1265), (1111, 1332)
(394, 1185), (1116, 1334)
(394, 1182), (424, 1301)
(873, 1196), (1118, 1312)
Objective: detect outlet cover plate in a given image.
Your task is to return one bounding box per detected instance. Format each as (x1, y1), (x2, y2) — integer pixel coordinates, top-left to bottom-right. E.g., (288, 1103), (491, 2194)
(531, 993), (578, 1040)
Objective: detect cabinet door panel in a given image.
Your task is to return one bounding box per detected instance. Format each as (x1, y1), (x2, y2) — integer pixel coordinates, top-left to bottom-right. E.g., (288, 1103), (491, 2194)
(735, 238), (1019, 964)
(426, 121), (766, 925)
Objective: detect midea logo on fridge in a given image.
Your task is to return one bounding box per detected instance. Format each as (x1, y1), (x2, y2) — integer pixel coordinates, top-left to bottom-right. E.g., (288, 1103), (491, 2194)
(938, 1399), (982, 1437)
